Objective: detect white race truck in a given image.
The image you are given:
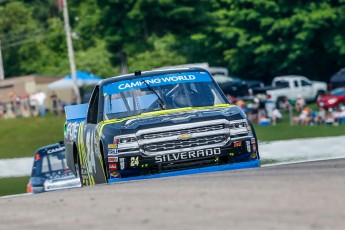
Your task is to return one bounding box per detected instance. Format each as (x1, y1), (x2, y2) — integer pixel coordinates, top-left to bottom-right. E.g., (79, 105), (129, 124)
(265, 75), (327, 108)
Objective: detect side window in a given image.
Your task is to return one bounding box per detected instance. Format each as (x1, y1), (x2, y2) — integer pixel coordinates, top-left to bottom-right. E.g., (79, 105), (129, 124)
(301, 80), (311, 86)
(87, 86), (99, 124)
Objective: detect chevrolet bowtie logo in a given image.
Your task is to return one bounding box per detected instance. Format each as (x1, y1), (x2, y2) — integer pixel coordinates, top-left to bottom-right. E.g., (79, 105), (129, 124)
(178, 134), (192, 140)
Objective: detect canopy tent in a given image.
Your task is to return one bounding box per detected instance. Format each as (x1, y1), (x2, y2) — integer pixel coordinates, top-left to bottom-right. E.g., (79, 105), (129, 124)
(48, 71), (102, 90)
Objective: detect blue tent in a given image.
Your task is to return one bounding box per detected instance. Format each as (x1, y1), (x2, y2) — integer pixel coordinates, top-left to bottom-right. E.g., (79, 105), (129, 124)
(48, 71), (103, 90)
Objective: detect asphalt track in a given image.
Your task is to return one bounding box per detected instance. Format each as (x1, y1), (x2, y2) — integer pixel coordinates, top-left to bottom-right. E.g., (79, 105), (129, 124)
(1, 158), (345, 230)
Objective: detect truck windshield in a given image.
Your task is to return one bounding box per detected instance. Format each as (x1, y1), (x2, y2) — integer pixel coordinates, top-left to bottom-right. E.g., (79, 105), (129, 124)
(102, 71), (228, 120)
(32, 149), (73, 179)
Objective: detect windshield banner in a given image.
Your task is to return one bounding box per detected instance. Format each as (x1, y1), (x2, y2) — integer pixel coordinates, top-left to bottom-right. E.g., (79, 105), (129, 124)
(103, 72), (211, 95)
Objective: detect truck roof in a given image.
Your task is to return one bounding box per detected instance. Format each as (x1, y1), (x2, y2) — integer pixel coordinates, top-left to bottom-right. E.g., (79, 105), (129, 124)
(98, 67), (210, 87)
(273, 75), (308, 81)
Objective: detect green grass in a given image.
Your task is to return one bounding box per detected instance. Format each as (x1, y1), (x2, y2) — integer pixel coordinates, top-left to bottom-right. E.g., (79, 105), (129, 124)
(0, 113), (65, 159)
(0, 106), (344, 159)
(254, 124), (345, 141)
(0, 176), (30, 196)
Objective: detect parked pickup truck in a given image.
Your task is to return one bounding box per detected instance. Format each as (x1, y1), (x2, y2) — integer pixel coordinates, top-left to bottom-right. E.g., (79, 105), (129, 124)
(63, 67), (261, 186)
(263, 75), (327, 108)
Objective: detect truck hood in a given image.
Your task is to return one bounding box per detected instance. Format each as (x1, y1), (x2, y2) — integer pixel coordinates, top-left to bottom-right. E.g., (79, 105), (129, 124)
(101, 105), (245, 136)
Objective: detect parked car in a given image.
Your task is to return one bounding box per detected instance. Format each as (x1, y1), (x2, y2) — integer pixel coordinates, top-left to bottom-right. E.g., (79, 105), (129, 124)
(264, 75), (327, 108)
(317, 87), (345, 109)
(329, 68), (345, 90)
(63, 67), (261, 186)
(213, 75), (250, 97)
(26, 142), (81, 194)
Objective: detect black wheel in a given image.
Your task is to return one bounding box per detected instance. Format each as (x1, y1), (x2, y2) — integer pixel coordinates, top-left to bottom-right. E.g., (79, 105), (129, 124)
(276, 97), (285, 110)
(315, 91), (325, 102)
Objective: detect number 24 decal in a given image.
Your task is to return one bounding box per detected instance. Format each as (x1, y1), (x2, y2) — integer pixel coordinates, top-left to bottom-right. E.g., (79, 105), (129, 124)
(130, 157), (139, 167)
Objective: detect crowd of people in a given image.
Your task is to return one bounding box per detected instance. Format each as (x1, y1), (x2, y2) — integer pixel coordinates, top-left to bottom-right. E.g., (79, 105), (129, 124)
(0, 90), (66, 119)
(226, 94), (345, 126)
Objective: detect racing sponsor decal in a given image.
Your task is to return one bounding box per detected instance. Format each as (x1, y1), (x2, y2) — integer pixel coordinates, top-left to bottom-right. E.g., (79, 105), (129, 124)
(120, 158), (126, 170)
(65, 122), (80, 141)
(103, 72), (211, 95)
(246, 141), (251, 152)
(109, 163), (117, 170)
(234, 141), (242, 147)
(108, 157), (118, 162)
(155, 148), (221, 163)
(47, 146), (65, 154)
(130, 156), (139, 167)
(229, 152), (235, 157)
(110, 171), (121, 178)
(108, 148), (118, 155)
(251, 138), (256, 144)
(108, 144), (117, 149)
(85, 129), (97, 174)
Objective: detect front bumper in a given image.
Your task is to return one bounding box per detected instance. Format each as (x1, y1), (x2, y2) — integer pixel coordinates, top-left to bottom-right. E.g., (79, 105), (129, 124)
(108, 159), (260, 183)
(107, 137), (259, 181)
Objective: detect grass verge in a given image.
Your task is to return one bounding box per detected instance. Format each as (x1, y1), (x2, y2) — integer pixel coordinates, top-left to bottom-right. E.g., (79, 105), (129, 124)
(0, 176), (30, 197)
(0, 113), (65, 159)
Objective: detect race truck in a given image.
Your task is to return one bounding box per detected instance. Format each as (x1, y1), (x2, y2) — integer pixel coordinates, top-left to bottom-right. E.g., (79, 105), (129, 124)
(64, 67), (260, 186)
(27, 142), (81, 194)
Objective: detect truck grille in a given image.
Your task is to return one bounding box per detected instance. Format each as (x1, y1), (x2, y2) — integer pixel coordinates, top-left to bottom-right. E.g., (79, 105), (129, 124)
(144, 135), (225, 152)
(142, 124), (224, 139)
(137, 120), (231, 155)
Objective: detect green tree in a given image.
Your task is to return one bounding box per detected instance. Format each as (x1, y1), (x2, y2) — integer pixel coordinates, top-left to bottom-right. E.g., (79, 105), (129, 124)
(213, 0), (345, 82)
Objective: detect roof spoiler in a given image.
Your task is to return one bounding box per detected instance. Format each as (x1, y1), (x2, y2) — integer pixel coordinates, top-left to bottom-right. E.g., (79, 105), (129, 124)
(65, 103), (89, 122)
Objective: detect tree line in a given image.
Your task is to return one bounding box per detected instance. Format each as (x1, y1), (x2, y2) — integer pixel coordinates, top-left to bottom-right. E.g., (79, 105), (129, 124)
(0, 0), (344, 83)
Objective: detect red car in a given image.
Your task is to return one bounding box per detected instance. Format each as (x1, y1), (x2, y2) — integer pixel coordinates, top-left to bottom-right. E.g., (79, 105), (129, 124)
(317, 87), (345, 109)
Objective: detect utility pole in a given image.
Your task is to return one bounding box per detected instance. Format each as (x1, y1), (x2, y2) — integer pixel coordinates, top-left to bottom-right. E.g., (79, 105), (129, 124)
(0, 40), (4, 81)
(62, 0), (80, 104)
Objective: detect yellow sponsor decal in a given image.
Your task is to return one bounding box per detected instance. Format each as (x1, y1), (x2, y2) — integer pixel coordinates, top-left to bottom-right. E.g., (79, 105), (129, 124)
(108, 144), (117, 149)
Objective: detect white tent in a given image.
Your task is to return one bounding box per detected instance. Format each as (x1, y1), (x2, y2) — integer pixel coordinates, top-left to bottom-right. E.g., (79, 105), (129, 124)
(48, 71), (102, 90)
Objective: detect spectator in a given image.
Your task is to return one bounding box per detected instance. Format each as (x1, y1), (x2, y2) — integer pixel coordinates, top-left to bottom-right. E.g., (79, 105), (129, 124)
(295, 95), (306, 112)
(324, 108), (335, 125)
(248, 97), (260, 124)
(71, 89), (78, 105)
(225, 94), (236, 104)
(333, 106), (345, 125)
(236, 98), (247, 113)
(0, 100), (3, 119)
(271, 107), (283, 125)
(22, 92), (30, 111)
(314, 107), (327, 125)
(293, 106), (311, 125)
(32, 91), (47, 117)
(50, 91), (60, 116)
(282, 96), (292, 112)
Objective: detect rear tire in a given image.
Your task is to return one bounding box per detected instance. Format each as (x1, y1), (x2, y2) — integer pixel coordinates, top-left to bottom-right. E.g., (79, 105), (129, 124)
(276, 97), (285, 110)
(315, 91), (325, 102)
